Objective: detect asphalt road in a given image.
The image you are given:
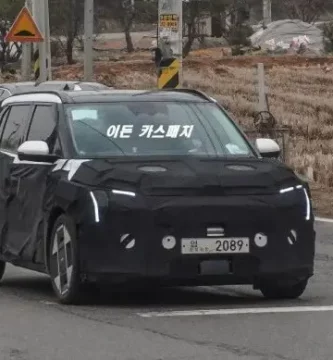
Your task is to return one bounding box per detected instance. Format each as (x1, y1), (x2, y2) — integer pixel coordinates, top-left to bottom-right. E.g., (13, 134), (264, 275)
(0, 221), (332, 360)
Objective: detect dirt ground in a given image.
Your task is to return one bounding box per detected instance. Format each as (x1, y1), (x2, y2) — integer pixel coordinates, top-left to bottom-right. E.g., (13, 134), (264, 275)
(308, 183), (332, 218)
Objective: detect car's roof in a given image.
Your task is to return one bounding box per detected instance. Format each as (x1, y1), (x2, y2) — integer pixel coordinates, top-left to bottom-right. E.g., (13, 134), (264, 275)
(61, 89), (210, 103)
(0, 80), (111, 94)
(57, 89), (211, 103)
(37, 81), (110, 89)
(1, 88), (214, 107)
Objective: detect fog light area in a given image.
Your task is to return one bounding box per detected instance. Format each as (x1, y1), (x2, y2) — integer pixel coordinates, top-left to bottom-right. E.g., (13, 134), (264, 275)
(254, 233), (268, 248)
(162, 236), (176, 250)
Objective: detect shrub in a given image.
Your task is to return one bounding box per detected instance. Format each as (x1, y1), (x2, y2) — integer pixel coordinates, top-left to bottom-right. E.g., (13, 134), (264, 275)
(227, 23), (254, 47)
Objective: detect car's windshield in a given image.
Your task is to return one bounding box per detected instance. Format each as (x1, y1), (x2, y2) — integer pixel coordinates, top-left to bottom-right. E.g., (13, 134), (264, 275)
(65, 101), (255, 158)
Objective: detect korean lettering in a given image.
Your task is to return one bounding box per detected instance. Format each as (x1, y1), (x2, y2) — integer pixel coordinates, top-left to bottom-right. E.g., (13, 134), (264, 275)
(107, 125), (120, 138)
(165, 125), (181, 138)
(179, 125), (194, 138)
(107, 125), (133, 138)
(137, 125), (195, 138)
(119, 125), (133, 138)
(190, 239), (198, 252)
(139, 125), (154, 138)
(160, 14), (178, 28)
(151, 125), (165, 138)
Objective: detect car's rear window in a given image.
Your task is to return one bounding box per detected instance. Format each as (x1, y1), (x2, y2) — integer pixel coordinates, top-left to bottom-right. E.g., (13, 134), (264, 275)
(65, 101), (254, 158)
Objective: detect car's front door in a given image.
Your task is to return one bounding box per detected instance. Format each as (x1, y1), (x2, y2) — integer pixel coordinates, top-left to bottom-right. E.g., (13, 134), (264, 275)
(0, 106), (13, 262)
(2, 103), (61, 264)
(0, 103), (33, 260)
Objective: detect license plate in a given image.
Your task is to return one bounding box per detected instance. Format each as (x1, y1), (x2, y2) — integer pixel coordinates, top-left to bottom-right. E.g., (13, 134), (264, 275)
(181, 238), (250, 254)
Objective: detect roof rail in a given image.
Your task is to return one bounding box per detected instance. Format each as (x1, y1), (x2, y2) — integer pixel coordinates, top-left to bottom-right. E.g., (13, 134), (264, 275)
(33, 81), (81, 91)
(5, 89), (63, 97)
(132, 87), (213, 101)
(162, 88), (214, 102)
(1, 90), (69, 104)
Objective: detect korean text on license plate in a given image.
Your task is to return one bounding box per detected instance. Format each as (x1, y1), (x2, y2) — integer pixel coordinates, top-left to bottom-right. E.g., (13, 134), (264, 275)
(181, 238), (250, 254)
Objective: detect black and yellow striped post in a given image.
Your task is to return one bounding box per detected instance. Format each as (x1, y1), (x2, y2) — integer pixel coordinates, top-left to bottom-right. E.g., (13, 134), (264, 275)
(158, 57), (180, 89)
(33, 48), (40, 81)
(33, 48), (49, 82)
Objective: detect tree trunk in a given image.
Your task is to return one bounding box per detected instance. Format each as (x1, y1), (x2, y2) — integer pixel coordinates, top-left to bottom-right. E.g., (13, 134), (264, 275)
(124, 27), (134, 53)
(66, 37), (74, 64)
(183, 24), (195, 58)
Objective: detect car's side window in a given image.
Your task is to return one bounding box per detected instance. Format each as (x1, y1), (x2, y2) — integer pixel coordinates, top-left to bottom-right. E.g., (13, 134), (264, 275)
(0, 108), (11, 149)
(0, 89), (11, 102)
(0, 107), (10, 134)
(26, 105), (59, 154)
(0, 105), (31, 152)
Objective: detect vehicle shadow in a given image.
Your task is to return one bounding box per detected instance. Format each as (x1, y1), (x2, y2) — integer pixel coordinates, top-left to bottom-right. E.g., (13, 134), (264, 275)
(1, 267), (314, 309)
(81, 285), (269, 310)
(0, 271), (282, 309)
(1, 272), (55, 301)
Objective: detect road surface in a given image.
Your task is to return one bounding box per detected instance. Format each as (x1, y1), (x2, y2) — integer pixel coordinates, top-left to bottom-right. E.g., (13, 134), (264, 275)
(0, 220), (332, 360)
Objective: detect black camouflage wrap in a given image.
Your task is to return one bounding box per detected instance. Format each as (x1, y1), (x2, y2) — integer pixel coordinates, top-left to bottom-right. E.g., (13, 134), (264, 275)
(0, 153), (315, 285)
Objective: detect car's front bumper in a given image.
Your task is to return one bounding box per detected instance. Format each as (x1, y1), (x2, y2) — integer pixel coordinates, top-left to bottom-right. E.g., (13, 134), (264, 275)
(78, 192), (315, 285)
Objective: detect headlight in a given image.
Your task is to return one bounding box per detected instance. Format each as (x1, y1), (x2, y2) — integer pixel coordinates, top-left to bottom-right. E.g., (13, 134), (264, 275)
(89, 191), (100, 223)
(278, 185), (311, 221)
(303, 187), (311, 221)
(279, 184), (303, 194)
(112, 189), (136, 197)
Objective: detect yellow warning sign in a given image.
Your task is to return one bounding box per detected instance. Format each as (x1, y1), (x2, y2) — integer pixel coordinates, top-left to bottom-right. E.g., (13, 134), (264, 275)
(5, 6), (44, 43)
(159, 14), (179, 30)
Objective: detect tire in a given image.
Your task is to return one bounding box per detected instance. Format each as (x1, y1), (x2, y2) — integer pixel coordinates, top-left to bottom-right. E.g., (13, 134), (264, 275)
(0, 260), (5, 283)
(48, 214), (82, 304)
(259, 279), (308, 300)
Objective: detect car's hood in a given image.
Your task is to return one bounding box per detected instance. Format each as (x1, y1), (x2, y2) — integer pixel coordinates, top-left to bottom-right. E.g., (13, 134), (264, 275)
(69, 157), (301, 196)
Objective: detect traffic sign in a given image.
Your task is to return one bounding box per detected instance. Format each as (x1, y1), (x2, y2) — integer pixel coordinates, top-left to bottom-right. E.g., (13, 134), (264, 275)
(5, 6), (44, 43)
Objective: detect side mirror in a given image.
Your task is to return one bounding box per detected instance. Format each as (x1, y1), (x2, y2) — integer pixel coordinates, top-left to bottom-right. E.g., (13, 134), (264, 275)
(255, 138), (281, 159)
(18, 141), (59, 163)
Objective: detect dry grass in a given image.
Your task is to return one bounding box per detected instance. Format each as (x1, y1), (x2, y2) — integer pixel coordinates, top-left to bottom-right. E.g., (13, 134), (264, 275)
(20, 53), (333, 215)
(184, 64), (333, 187)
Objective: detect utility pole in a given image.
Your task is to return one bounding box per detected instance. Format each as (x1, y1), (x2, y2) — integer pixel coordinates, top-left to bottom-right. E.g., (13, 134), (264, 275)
(44, 0), (52, 80)
(84, 0), (94, 81)
(21, 0), (33, 80)
(32, 0), (48, 82)
(263, 0), (272, 27)
(157, 0), (183, 88)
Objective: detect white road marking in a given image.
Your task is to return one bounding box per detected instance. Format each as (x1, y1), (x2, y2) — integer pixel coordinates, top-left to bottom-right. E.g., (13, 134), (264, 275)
(315, 217), (333, 224)
(137, 305), (333, 318)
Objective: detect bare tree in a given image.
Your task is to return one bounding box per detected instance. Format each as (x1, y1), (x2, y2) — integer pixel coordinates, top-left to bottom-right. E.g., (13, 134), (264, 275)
(97, 0), (157, 53)
(0, 0), (24, 71)
(96, 0), (135, 52)
(280, 0), (328, 23)
(182, 0), (253, 57)
(49, 0), (85, 64)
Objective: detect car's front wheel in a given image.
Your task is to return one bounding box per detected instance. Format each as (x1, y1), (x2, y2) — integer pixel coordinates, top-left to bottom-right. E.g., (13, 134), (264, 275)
(49, 215), (82, 304)
(0, 260), (6, 283)
(259, 279), (308, 299)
